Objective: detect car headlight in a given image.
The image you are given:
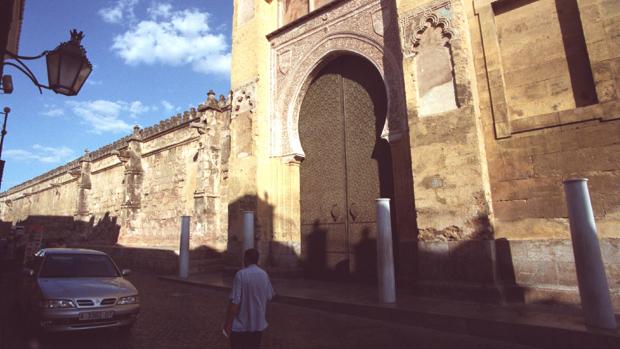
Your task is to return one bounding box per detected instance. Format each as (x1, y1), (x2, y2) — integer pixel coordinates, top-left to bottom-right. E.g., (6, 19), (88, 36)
(117, 295), (139, 305)
(41, 299), (76, 308)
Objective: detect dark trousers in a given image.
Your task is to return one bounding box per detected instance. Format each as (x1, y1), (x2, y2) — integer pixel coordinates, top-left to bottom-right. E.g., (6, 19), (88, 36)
(230, 331), (262, 349)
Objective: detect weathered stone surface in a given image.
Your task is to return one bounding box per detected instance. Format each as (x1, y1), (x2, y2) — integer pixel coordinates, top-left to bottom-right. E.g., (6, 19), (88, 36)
(0, 99), (232, 251)
(1, 0), (619, 307)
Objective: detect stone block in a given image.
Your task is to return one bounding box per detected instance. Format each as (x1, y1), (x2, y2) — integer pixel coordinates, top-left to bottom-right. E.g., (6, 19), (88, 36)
(606, 262), (620, 288)
(595, 79), (618, 102)
(532, 152), (561, 177)
(505, 240), (528, 260)
(524, 196), (567, 219)
(600, 0), (620, 15)
(551, 240), (575, 263)
(511, 112), (560, 133)
(448, 240), (495, 283)
(513, 259), (558, 286)
(490, 149), (533, 181)
(492, 177), (561, 202)
(600, 238), (620, 263)
(397, 240), (418, 280)
(556, 261), (578, 286)
(587, 39), (613, 62)
(417, 241), (449, 281)
(493, 200), (527, 221)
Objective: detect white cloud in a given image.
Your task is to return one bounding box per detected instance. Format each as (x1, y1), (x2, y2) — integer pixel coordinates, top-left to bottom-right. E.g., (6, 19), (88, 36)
(66, 99), (155, 134)
(128, 100), (154, 118)
(147, 2), (172, 19)
(86, 79), (103, 86)
(111, 3), (230, 75)
(41, 106), (65, 117)
(161, 100), (175, 112)
(99, 0), (139, 24)
(5, 145), (75, 164)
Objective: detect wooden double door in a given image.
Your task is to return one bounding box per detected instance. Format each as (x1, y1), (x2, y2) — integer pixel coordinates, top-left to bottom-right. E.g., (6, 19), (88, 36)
(299, 55), (393, 280)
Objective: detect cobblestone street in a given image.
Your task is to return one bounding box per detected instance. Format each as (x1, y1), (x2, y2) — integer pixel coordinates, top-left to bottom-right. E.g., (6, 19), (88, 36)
(1, 270), (535, 349)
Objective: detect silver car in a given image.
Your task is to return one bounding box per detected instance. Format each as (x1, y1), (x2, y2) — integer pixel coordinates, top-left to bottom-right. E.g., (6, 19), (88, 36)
(21, 248), (140, 333)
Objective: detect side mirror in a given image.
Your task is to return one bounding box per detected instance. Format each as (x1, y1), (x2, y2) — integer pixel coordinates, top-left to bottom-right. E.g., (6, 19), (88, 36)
(121, 269), (131, 276)
(22, 268), (34, 277)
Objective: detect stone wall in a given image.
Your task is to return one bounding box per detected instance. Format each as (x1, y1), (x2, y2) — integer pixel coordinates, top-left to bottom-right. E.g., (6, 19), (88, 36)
(3, 0), (619, 305)
(468, 0), (620, 302)
(0, 92), (232, 255)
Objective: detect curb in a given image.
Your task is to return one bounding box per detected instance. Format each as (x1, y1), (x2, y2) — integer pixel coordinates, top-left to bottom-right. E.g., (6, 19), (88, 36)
(159, 275), (620, 349)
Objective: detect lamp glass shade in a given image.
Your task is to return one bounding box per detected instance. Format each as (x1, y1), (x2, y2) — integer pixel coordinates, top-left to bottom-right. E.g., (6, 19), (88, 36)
(45, 51), (60, 90)
(45, 34), (93, 96)
(58, 54), (81, 92)
(73, 62), (92, 94)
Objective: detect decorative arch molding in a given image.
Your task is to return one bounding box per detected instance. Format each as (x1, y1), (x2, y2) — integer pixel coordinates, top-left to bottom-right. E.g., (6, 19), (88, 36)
(411, 17), (455, 55)
(275, 33), (405, 158)
(267, 0), (406, 159)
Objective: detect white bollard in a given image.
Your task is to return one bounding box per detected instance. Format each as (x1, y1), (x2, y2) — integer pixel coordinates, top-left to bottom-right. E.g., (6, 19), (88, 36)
(564, 179), (617, 330)
(242, 210), (255, 253)
(179, 216), (190, 279)
(376, 198), (396, 303)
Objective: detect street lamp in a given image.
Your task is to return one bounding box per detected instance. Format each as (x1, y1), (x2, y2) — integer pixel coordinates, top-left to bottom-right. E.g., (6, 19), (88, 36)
(0, 107), (10, 191)
(1, 29), (92, 96)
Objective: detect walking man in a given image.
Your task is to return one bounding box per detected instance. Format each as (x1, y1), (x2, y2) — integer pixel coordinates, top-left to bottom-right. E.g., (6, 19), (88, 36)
(223, 248), (275, 349)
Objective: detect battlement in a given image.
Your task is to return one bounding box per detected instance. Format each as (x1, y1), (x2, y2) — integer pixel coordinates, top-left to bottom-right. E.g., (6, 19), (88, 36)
(1, 92), (231, 197)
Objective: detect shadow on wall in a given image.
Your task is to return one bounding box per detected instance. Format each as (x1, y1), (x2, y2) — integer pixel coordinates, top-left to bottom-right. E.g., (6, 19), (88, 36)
(0, 214), (225, 275)
(415, 229), (524, 303)
(227, 194), (300, 275)
(303, 220), (378, 283)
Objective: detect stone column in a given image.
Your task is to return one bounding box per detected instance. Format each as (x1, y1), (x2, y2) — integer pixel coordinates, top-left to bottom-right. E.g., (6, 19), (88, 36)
(564, 179), (617, 330)
(191, 91), (232, 252)
(115, 127), (143, 243)
(71, 150), (92, 239)
(376, 198), (396, 303)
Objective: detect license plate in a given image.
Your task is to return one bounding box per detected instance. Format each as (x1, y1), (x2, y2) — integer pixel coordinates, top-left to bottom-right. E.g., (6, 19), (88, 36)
(78, 311), (114, 321)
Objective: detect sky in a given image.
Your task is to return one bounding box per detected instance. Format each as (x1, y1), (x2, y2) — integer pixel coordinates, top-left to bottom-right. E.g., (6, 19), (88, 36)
(1, 0), (233, 190)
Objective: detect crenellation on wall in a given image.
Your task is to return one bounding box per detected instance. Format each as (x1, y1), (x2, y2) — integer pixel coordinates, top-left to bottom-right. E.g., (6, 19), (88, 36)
(1, 0), (619, 304)
(0, 90), (233, 253)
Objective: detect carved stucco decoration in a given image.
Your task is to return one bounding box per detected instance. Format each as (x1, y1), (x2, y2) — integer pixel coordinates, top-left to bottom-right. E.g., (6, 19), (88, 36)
(232, 79), (257, 119)
(400, 1), (453, 58)
(399, 0), (474, 112)
(269, 0), (407, 158)
(278, 50), (292, 75)
(371, 6), (392, 37)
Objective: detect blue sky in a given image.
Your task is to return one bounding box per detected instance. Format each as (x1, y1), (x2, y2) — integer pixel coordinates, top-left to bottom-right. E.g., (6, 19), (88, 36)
(1, 0), (233, 190)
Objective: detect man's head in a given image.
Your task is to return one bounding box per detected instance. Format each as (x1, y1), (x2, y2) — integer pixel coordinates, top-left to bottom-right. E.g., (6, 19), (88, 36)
(244, 248), (259, 267)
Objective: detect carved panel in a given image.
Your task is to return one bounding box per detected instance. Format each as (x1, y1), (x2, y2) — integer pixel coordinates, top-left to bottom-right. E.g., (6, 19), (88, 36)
(278, 50), (292, 75)
(415, 20), (458, 116)
(398, 0), (475, 117)
(399, 1), (453, 58)
(269, 0), (407, 158)
(232, 79), (257, 119)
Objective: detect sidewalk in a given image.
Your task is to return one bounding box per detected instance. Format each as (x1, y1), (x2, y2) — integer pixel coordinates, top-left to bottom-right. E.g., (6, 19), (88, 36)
(160, 273), (620, 349)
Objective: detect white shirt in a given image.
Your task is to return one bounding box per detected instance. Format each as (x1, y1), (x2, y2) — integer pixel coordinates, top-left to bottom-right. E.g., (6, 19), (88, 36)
(230, 264), (275, 332)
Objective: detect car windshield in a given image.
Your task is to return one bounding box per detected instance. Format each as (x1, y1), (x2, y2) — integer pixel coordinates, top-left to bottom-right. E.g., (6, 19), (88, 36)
(39, 253), (120, 278)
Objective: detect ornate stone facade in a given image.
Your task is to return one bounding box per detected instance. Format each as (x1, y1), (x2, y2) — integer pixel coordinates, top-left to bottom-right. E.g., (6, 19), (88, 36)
(2, 0), (620, 306)
(268, 0), (407, 158)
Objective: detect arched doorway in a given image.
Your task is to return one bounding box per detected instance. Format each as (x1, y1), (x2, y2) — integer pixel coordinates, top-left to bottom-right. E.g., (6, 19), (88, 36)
(299, 54), (394, 280)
